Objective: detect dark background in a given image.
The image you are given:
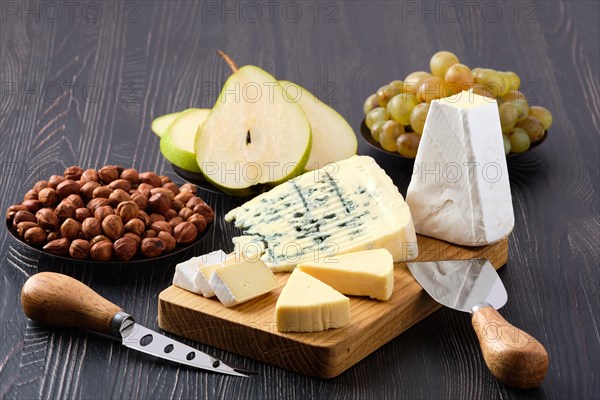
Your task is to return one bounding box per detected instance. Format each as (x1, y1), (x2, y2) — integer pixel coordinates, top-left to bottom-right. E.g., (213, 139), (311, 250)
(1, 1), (598, 399)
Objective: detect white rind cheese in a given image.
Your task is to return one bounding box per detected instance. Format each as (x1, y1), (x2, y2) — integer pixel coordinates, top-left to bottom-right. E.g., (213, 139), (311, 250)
(172, 250), (227, 294)
(225, 155), (418, 271)
(406, 92), (515, 246)
(209, 259), (278, 307)
(297, 248), (394, 301)
(276, 269), (350, 332)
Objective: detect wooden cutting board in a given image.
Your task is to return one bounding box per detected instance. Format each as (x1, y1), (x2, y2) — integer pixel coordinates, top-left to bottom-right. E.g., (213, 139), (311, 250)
(158, 235), (508, 378)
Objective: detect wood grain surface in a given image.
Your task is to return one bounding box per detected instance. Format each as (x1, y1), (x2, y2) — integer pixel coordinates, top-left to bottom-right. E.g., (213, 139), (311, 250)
(0, 1), (598, 399)
(158, 236), (508, 379)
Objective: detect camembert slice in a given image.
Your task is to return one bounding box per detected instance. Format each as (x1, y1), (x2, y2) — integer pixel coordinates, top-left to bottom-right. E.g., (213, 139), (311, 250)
(276, 269), (350, 332)
(297, 248), (394, 301)
(172, 250), (227, 294)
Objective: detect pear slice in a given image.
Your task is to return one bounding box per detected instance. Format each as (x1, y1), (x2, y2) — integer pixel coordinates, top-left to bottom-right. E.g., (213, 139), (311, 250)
(152, 111), (183, 137)
(195, 53), (311, 194)
(160, 109), (210, 173)
(280, 81), (357, 170)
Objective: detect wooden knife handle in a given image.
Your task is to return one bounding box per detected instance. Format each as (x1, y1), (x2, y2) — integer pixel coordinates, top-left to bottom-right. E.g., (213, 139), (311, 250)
(21, 272), (122, 335)
(471, 304), (548, 389)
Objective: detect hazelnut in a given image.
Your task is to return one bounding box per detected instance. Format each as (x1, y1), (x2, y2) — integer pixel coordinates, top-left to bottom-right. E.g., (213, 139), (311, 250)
(123, 232), (141, 246)
(151, 220), (172, 235)
(179, 207), (193, 220)
(48, 175), (66, 189)
(64, 166), (83, 180)
(81, 169), (100, 182)
(17, 221), (39, 236)
(98, 166), (119, 183)
(137, 211), (151, 227)
(150, 187), (175, 201)
(121, 168), (139, 183)
(158, 231), (176, 252)
(162, 182), (180, 196)
(86, 197), (111, 211)
(131, 192), (148, 210)
(173, 221), (198, 244)
(80, 181), (101, 201)
(93, 186), (113, 199)
(64, 194), (84, 208)
(90, 241), (113, 261)
(116, 201), (139, 222)
(142, 230), (157, 239)
(136, 183), (153, 198)
(113, 237), (138, 261)
(94, 205), (114, 220)
(150, 213), (166, 224)
(23, 190), (39, 201)
(47, 231), (61, 242)
(187, 214), (207, 233)
(21, 199), (42, 213)
(102, 214), (123, 240)
(38, 188), (58, 206)
(35, 209), (58, 230)
(141, 237), (165, 258)
(90, 235), (111, 246)
(193, 203), (215, 223)
(149, 193), (171, 215)
(43, 238), (70, 255)
(171, 199), (184, 212)
(82, 217), (102, 239)
(159, 175), (171, 185)
(108, 179), (131, 192)
(179, 183), (196, 194)
(164, 209), (177, 220)
(174, 191), (194, 204)
(69, 239), (91, 260)
(13, 210), (37, 229)
(109, 189), (131, 206)
(139, 172), (162, 188)
(75, 207), (93, 222)
(56, 201), (77, 219)
(6, 204), (28, 220)
(168, 216), (183, 229)
(33, 180), (49, 192)
(24, 227), (47, 246)
(56, 179), (81, 198)
(124, 218), (145, 235)
(186, 196), (204, 209)
(60, 218), (81, 241)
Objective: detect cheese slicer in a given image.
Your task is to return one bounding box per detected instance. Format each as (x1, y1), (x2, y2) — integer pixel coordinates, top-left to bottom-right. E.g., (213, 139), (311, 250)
(406, 259), (548, 389)
(21, 272), (252, 377)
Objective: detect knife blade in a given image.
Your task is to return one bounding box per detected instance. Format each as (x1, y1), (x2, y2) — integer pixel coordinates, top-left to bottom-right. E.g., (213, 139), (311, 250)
(21, 272), (251, 378)
(407, 259), (548, 389)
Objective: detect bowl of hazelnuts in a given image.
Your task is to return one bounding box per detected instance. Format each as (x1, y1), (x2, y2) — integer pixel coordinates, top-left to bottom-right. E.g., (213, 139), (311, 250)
(5, 165), (214, 263)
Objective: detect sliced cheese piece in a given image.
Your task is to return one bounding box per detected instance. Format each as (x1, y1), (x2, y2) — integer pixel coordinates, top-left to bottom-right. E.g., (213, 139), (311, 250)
(297, 248), (394, 301)
(225, 155), (418, 271)
(276, 269), (350, 332)
(172, 250), (227, 294)
(406, 91), (515, 246)
(209, 259), (278, 307)
(193, 255), (236, 298)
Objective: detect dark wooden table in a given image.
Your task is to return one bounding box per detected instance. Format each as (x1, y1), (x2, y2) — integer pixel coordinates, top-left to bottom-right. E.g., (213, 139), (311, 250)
(1, 1), (598, 399)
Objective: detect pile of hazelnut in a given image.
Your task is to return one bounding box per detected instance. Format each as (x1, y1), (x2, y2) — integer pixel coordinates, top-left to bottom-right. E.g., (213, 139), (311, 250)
(6, 165), (214, 261)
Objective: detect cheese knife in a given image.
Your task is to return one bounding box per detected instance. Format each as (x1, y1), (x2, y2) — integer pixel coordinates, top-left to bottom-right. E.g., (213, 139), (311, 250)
(406, 259), (548, 389)
(21, 272), (251, 377)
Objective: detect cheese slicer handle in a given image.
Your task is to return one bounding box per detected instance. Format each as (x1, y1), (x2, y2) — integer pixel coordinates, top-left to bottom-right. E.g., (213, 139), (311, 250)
(471, 303), (549, 389)
(21, 272), (123, 335)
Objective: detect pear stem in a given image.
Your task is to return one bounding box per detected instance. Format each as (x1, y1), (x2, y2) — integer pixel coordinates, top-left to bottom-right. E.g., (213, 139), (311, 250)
(217, 50), (239, 73)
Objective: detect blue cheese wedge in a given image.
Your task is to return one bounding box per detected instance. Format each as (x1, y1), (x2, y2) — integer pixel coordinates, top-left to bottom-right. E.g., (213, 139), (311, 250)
(297, 248), (394, 301)
(172, 250), (227, 294)
(225, 155), (418, 272)
(208, 259), (278, 307)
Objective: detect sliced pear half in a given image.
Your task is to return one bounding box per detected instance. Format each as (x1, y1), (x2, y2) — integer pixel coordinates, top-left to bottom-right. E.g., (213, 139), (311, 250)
(160, 109), (210, 173)
(152, 111), (183, 137)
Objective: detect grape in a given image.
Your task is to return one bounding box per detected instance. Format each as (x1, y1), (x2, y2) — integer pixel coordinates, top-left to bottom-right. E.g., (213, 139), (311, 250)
(470, 84), (495, 99)
(430, 51), (459, 79)
(363, 94), (379, 116)
(387, 93), (419, 126)
(396, 133), (421, 158)
(513, 99), (530, 121)
(502, 71), (521, 91)
(474, 69), (505, 97)
(503, 135), (512, 155)
(500, 89), (527, 103)
(410, 103), (430, 135)
(417, 77), (444, 103)
(380, 121), (405, 151)
(516, 116), (545, 143)
(366, 107), (389, 129)
(404, 71), (433, 94)
(507, 128), (531, 153)
(389, 80), (405, 93)
(528, 106), (553, 130)
(498, 102), (518, 132)
(370, 120), (386, 142)
(376, 85), (401, 107)
(445, 63), (475, 91)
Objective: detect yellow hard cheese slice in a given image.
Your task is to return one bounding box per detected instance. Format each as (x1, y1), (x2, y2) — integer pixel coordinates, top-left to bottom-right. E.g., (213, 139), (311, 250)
(297, 249), (394, 301)
(276, 269), (350, 332)
(208, 258), (278, 307)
